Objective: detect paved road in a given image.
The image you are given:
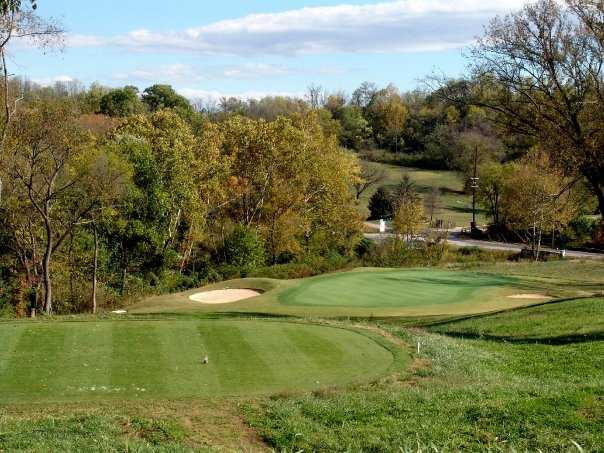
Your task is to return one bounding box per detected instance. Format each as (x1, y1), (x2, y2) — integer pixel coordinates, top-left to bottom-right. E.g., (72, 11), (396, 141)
(364, 229), (604, 260)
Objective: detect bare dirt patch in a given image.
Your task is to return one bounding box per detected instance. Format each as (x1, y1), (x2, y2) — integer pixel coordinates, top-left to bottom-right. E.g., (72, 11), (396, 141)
(188, 289), (261, 305)
(507, 294), (551, 300)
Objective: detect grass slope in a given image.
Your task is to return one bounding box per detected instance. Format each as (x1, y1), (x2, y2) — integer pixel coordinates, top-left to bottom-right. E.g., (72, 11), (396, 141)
(430, 297), (604, 342)
(358, 162), (487, 226)
(0, 319), (398, 403)
(245, 299), (604, 451)
(280, 269), (520, 309)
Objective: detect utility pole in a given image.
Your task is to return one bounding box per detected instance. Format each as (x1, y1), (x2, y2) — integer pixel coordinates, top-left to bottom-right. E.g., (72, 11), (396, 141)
(470, 146), (480, 234)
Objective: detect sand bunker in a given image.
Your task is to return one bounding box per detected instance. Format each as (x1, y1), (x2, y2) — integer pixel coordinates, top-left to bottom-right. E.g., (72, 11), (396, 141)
(508, 294), (551, 300)
(188, 289), (261, 305)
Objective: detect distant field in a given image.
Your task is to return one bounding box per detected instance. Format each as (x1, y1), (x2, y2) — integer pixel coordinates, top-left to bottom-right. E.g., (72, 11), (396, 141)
(358, 161), (487, 227)
(0, 319), (399, 403)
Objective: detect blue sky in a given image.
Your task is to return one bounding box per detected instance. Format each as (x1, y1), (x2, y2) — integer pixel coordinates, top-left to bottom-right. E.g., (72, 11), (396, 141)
(12, 0), (527, 100)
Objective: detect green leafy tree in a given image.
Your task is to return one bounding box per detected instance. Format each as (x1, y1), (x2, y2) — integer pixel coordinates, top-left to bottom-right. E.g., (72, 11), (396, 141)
(222, 224), (265, 271)
(368, 187), (393, 220)
(3, 101), (94, 314)
(99, 86), (144, 117)
(338, 106), (372, 150)
(107, 110), (202, 293)
(469, 0), (604, 232)
(141, 84), (192, 114)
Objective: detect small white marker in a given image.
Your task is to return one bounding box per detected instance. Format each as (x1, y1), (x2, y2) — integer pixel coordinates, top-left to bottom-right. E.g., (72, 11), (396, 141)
(417, 341), (421, 354)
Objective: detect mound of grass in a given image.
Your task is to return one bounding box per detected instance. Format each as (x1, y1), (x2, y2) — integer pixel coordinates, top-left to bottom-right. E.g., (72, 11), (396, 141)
(0, 319), (399, 403)
(430, 297), (604, 342)
(133, 267), (564, 318)
(279, 269), (521, 310)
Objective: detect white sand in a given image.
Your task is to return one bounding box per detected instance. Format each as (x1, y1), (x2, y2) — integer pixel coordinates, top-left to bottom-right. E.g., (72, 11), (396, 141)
(508, 294), (551, 300)
(188, 289), (261, 305)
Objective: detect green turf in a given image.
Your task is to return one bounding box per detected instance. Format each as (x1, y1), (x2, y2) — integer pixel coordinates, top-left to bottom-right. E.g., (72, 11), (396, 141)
(280, 269), (523, 309)
(430, 297), (604, 341)
(0, 320), (399, 403)
(358, 162), (487, 226)
(245, 313), (604, 451)
(133, 269), (553, 318)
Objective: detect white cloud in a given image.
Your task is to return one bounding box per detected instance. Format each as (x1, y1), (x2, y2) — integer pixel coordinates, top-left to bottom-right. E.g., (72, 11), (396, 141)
(112, 63), (293, 85)
(113, 64), (204, 83)
(65, 0), (529, 56)
(31, 75), (76, 85)
(178, 88), (305, 102)
(221, 63), (291, 79)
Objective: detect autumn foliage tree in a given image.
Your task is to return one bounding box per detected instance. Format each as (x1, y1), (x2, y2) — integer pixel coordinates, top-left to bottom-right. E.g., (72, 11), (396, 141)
(468, 0), (604, 232)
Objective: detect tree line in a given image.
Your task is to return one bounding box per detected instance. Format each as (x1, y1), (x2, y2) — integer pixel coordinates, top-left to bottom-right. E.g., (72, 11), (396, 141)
(0, 0), (602, 316)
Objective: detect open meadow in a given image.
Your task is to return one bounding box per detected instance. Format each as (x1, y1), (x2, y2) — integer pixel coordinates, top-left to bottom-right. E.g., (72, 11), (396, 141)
(357, 162), (488, 227)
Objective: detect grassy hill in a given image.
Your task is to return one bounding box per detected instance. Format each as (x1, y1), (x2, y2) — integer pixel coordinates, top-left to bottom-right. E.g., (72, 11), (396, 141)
(358, 162), (487, 227)
(0, 260), (602, 451)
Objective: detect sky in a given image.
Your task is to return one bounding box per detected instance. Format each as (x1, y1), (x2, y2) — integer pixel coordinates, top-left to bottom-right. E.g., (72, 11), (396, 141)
(11, 0), (529, 101)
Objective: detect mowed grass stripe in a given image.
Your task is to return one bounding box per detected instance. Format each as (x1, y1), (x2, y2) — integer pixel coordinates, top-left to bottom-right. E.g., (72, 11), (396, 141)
(159, 321), (220, 396)
(197, 322), (276, 393)
(281, 324), (345, 370)
(0, 324), (25, 378)
(0, 325), (67, 400)
(0, 320), (402, 401)
(110, 322), (168, 396)
(54, 323), (113, 398)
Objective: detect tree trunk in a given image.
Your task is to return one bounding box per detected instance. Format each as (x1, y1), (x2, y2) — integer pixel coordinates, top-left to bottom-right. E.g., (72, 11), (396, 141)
(585, 173), (604, 242)
(120, 267), (127, 296)
(42, 221), (53, 314)
(595, 186), (604, 243)
(92, 224), (98, 314)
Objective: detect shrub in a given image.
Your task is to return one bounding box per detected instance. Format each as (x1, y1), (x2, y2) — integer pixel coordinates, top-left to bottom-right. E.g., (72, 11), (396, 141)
(221, 224), (266, 272)
(362, 238), (446, 267)
(368, 186), (393, 220)
(563, 215), (598, 245)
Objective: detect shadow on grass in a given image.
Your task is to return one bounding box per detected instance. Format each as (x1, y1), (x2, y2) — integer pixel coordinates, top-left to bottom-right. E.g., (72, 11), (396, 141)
(440, 330), (604, 345)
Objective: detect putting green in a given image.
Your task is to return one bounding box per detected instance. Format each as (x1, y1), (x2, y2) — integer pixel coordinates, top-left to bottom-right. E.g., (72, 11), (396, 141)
(133, 269), (543, 318)
(0, 320), (398, 403)
(280, 269), (521, 310)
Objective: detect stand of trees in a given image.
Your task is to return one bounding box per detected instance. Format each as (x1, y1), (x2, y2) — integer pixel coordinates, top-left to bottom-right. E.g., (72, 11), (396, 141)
(0, 0), (602, 316)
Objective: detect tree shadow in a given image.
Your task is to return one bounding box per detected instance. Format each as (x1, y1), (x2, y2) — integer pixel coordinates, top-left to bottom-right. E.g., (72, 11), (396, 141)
(440, 330), (604, 345)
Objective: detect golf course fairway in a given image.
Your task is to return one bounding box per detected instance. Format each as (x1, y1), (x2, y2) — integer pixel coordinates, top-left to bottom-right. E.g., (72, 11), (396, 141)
(0, 319), (398, 403)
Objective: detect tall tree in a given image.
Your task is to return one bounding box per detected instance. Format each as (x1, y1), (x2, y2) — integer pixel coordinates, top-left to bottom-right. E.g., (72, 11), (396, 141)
(0, 0), (62, 204)
(99, 86), (144, 117)
(141, 84), (192, 113)
(465, 0), (604, 231)
(354, 161), (386, 200)
(4, 102), (93, 314)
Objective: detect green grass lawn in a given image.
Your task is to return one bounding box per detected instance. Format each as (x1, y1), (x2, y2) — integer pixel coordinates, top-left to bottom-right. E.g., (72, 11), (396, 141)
(430, 297), (604, 342)
(245, 298), (604, 452)
(279, 269), (521, 309)
(132, 268), (557, 318)
(358, 162), (487, 227)
(0, 319), (400, 404)
(1, 261), (603, 451)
